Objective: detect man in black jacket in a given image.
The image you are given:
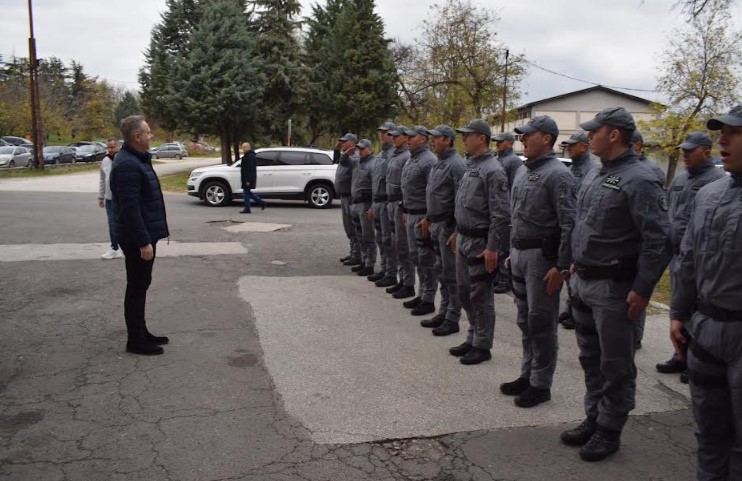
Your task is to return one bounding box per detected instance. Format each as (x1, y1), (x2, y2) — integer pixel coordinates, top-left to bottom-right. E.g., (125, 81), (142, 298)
(239, 142), (266, 213)
(110, 115), (170, 356)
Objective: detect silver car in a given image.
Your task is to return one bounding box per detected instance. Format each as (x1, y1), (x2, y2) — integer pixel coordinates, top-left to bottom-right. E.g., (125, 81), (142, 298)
(150, 143), (188, 159)
(0, 146), (32, 168)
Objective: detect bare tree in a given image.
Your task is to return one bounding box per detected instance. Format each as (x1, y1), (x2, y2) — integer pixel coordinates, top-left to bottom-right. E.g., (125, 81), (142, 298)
(674, 0), (734, 19)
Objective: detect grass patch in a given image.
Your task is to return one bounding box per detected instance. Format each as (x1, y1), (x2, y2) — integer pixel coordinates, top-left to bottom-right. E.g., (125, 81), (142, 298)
(159, 172), (190, 193)
(0, 163), (101, 178)
(652, 269), (671, 306)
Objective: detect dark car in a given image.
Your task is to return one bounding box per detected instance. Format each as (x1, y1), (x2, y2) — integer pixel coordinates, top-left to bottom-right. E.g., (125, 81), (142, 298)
(43, 146), (76, 165)
(74, 144), (106, 163)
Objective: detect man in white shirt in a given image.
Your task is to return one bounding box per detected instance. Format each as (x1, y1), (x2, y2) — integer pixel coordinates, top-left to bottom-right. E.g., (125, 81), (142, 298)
(98, 138), (123, 259)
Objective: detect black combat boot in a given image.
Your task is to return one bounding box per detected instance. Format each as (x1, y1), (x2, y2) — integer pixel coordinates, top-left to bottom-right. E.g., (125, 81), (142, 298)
(500, 377), (530, 396)
(392, 285), (415, 299)
(356, 266), (374, 276)
(449, 341), (472, 357)
(351, 264), (365, 272)
(339, 255), (351, 263)
(432, 321), (459, 336)
(514, 386), (551, 408)
(420, 313), (445, 328)
(410, 301), (435, 316)
(560, 417), (598, 446)
(375, 276), (397, 288)
(386, 281), (403, 294)
(656, 355), (686, 374)
(403, 296), (422, 309)
(460, 348), (491, 365)
(579, 427), (621, 462)
(343, 258), (362, 266)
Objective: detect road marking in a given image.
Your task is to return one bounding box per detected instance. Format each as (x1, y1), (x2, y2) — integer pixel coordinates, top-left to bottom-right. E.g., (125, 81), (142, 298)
(0, 241), (247, 262)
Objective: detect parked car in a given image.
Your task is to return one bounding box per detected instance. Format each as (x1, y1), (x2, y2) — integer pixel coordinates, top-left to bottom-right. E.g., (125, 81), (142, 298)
(2, 136), (33, 148)
(187, 141), (216, 153)
(0, 138), (10, 146)
(150, 143), (188, 159)
(43, 146), (76, 165)
(74, 144), (107, 163)
(68, 140), (107, 150)
(187, 147), (337, 208)
(0, 146), (32, 168)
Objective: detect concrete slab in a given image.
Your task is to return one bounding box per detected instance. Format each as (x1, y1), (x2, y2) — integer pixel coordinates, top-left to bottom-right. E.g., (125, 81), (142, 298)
(240, 275), (691, 445)
(0, 241), (247, 262)
(222, 222), (292, 233)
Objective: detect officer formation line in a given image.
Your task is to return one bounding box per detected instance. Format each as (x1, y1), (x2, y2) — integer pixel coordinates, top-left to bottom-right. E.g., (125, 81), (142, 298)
(332, 106), (742, 478)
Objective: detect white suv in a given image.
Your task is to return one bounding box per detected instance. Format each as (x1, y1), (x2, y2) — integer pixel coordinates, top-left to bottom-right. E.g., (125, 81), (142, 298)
(187, 147), (338, 208)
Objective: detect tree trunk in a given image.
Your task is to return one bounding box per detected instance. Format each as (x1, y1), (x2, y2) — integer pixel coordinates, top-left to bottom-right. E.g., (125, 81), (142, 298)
(225, 128), (233, 166)
(219, 125), (230, 165)
(666, 149), (680, 185)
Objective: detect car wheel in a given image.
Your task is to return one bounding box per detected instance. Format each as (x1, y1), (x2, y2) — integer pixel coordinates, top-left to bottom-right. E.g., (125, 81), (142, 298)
(202, 180), (231, 207)
(152, 154), (159, 159)
(174, 154), (181, 160)
(9, 160), (15, 168)
(307, 182), (333, 209)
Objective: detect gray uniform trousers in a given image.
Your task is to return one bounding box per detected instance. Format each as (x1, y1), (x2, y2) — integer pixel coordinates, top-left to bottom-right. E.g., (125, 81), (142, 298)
(351, 201), (377, 268)
(571, 275), (637, 432)
(373, 202), (396, 278)
(431, 220), (461, 322)
(406, 212), (437, 303)
(456, 233), (496, 349)
(341, 196), (360, 260)
(684, 311), (742, 481)
(389, 202), (415, 287)
(510, 247), (561, 389)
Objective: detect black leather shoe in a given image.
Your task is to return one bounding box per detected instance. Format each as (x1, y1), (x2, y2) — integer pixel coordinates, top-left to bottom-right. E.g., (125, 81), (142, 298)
(375, 276), (397, 288)
(579, 427), (621, 462)
(145, 330), (169, 345)
(561, 417), (598, 446)
(351, 264), (364, 272)
(403, 296), (422, 309)
(261, 201), (266, 211)
(656, 356), (686, 374)
(460, 348), (491, 365)
(432, 321), (459, 336)
(420, 314), (445, 328)
(558, 311), (575, 330)
(367, 272), (385, 282)
(386, 282), (403, 294)
(126, 339), (164, 356)
(239, 209), (251, 214)
(493, 281), (511, 294)
(356, 267), (374, 276)
(392, 285), (415, 299)
(449, 342), (472, 357)
(515, 386), (551, 408)
(344, 258), (362, 266)
(680, 370), (689, 384)
(339, 255), (351, 263)
(411, 301), (435, 316)
(500, 377), (530, 396)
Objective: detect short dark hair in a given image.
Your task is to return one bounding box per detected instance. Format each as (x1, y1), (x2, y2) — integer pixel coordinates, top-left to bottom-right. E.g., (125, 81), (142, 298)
(120, 115), (146, 143)
(106, 137), (119, 145)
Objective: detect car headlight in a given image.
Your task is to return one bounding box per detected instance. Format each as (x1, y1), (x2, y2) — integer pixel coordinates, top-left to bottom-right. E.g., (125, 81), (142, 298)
(188, 171), (204, 181)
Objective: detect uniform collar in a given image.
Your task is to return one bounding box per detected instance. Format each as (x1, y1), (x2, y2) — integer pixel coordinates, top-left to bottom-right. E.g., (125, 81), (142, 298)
(394, 145), (409, 155)
(438, 147), (457, 161)
(411, 145), (430, 157)
(599, 149), (635, 173)
(360, 154), (374, 163)
(470, 150), (495, 163)
(687, 161), (715, 178)
(122, 143), (152, 163)
(525, 151), (556, 171)
(497, 148), (514, 157)
(382, 142), (394, 151)
(571, 153), (591, 166)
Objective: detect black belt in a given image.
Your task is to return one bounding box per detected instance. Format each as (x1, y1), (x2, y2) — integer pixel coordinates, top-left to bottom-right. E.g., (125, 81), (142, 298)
(387, 195), (402, 202)
(406, 208), (427, 215)
(373, 195), (388, 202)
(575, 259), (637, 281)
(457, 226), (488, 239)
(428, 212), (454, 223)
(351, 194), (371, 204)
(512, 237), (543, 250)
(697, 302), (742, 323)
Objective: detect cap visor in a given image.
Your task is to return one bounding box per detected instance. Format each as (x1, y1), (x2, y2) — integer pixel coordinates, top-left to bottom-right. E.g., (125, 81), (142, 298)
(707, 114), (742, 130)
(513, 125), (536, 135)
(561, 140), (576, 146)
(678, 142), (699, 149)
(579, 119), (602, 131)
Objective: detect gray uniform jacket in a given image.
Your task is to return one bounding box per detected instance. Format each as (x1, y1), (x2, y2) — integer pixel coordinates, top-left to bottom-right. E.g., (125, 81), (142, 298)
(671, 174), (742, 321)
(570, 153), (599, 190)
(386, 147), (410, 201)
(401, 145), (437, 211)
(639, 154), (667, 188)
(335, 151), (358, 196)
(348, 153), (374, 201)
(454, 150), (511, 253)
(667, 162), (725, 253)
(426, 148), (466, 219)
(497, 149), (524, 189)
(370, 154), (388, 197)
(572, 150), (671, 299)
(511, 152), (576, 270)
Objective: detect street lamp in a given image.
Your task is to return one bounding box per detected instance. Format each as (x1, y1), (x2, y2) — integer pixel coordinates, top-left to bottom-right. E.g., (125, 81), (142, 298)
(28, 0), (44, 168)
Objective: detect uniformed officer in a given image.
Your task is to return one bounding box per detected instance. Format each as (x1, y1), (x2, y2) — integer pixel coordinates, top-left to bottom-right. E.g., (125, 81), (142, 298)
(656, 132), (724, 383)
(367, 121), (398, 288)
(557, 132), (599, 330)
(448, 119), (511, 365)
(400, 126), (438, 316)
(418, 125), (466, 336)
(386, 126), (416, 298)
(491, 132), (524, 294)
(561, 107), (671, 461)
(670, 106), (742, 481)
(335, 133), (361, 266)
(500, 116), (576, 408)
(341, 138), (377, 276)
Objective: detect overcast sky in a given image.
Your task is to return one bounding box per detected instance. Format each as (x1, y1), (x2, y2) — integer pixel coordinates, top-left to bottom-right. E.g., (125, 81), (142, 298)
(2, 0), (741, 105)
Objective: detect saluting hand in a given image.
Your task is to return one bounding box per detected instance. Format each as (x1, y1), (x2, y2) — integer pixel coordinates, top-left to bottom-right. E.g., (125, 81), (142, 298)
(626, 290), (649, 321)
(477, 249), (499, 274)
(543, 267), (565, 296)
(670, 319), (688, 362)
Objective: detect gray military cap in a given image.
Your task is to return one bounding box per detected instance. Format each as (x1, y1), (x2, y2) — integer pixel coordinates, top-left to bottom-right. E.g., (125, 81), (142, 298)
(707, 105), (742, 130)
(427, 124), (456, 140)
(338, 133), (358, 142)
(631, 130), (644, 143)
(390, 125), (409, 137)
(456, 119), (492, 138)
(377, 121), (396, 131)
(514, 115), (559, 138)
(492, 132), (515, 142)
(678, 131), (713, 149)
(357, 139), (373, 150)
(580, 107), (636, 132)
(404, 125), (430, 137)
(560, 131), (590, 146)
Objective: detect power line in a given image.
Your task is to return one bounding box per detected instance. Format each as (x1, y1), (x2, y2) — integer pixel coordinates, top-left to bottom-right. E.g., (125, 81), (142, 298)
(524, 59), (659, 93)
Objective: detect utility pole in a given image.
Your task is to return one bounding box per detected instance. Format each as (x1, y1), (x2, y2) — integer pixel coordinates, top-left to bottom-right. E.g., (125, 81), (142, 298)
(500, 49), (509, 133)
(287, 118), (292, 146)
(28, 0), (44, 168)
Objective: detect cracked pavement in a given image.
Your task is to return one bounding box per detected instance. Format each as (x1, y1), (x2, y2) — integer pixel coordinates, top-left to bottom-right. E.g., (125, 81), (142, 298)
(0, 188), (698, 480)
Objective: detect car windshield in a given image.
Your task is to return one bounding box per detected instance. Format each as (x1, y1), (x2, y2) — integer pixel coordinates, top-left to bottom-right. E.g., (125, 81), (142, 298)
(0, 147), (14, 154)
(78, 145), (96, 152)
(44, 147), (63, 153)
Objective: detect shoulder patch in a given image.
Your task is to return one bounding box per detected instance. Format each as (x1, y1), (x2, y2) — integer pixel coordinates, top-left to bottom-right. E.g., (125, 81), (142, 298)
(500, 180), (509, 192)
(692, 185), (701, 191)
(659, 193), (668, 211)
(602, 175), (621, 191)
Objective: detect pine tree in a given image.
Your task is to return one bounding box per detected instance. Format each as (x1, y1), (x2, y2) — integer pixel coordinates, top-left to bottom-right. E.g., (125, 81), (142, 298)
(114, 91), (143, 126)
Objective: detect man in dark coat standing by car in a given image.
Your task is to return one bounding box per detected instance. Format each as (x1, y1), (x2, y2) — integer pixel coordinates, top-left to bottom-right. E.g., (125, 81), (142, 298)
(239, 142), (266, 213)
(110, 115), (170, 356)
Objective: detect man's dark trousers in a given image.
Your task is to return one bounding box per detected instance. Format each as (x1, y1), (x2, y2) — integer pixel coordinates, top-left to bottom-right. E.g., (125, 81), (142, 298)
(121, 243), (157, 338)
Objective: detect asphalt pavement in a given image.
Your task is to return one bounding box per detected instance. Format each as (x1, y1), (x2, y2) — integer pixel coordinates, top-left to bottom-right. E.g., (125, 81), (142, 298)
(0, 169), (698, 481)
